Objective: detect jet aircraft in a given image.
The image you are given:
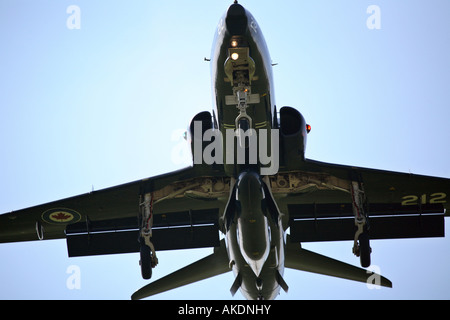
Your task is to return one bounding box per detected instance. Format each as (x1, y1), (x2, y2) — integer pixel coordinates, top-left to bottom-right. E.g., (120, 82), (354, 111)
(1, 2), (449, 300)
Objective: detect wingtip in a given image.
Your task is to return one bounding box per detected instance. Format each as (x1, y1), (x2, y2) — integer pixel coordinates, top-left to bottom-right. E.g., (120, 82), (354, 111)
(368, 271), (392, 289)
(382, 277), (393, 289)
(130, 291), (142, 300)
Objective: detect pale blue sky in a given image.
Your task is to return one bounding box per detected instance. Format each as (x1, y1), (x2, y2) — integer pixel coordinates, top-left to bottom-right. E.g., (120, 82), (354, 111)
(1, 0), (450, 299)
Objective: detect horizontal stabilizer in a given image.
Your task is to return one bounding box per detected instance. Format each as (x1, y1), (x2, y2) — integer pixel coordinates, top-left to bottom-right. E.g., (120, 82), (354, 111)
(285, 240), (392, 288)
(131, 240), (230, 300)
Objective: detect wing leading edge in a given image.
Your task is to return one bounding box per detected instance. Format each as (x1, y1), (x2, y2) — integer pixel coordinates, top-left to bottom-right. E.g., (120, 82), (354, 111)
(283, 159), (449, 243)
(0, 165), (227, 256)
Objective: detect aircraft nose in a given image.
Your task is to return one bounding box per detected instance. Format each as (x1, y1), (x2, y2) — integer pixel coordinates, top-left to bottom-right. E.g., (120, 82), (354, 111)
(226, 2), (247, 35)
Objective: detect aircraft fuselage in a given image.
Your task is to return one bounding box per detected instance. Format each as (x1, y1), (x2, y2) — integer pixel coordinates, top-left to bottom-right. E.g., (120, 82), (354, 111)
(210, 3), (284, 300)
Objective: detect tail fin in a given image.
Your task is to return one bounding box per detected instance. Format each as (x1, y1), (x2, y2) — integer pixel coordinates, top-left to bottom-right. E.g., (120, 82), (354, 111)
(285, 240), (392, 288)
(131, 240), (230, 300)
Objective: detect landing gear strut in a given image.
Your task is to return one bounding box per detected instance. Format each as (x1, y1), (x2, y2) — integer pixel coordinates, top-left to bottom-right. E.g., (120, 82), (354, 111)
(351, 181), (371, 268)
(139, 193), (158, 280)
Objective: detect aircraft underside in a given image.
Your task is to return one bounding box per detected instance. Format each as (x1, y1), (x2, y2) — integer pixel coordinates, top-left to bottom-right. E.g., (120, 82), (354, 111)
(1, 1), (448, 300)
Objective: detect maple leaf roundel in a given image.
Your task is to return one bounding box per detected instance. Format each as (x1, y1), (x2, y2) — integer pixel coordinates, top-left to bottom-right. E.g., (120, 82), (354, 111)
(41, 208), (81, 224)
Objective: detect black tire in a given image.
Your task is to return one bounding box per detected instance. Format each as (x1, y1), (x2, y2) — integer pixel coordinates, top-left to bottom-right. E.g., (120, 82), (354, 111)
(359, 232), (371, 268)
(140, 239), (152, 280)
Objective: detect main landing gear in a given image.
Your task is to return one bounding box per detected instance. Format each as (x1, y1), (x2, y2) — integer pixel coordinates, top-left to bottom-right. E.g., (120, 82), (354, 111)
(351, 181), (372, 268)
(139, 236), (157, 279)
(139, 193), (158, 280)
(353, 223), (371, 268)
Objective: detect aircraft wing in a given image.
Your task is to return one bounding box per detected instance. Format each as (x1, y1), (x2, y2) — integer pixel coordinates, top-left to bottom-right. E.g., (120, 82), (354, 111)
(281, 159), (450, 243)
(0, 166), (228, 257)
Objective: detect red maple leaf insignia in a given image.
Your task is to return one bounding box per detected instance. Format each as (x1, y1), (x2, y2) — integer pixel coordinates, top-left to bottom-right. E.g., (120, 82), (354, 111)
(50, 212), (72, 222)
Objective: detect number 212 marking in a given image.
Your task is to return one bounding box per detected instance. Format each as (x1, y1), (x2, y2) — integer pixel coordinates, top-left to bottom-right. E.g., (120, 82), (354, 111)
(401, 193), (447, 206)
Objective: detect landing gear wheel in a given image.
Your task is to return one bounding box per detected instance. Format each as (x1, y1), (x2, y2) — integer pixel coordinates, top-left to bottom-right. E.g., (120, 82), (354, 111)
(358, 232), (371, 268)
(139, 238), (152, 280)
